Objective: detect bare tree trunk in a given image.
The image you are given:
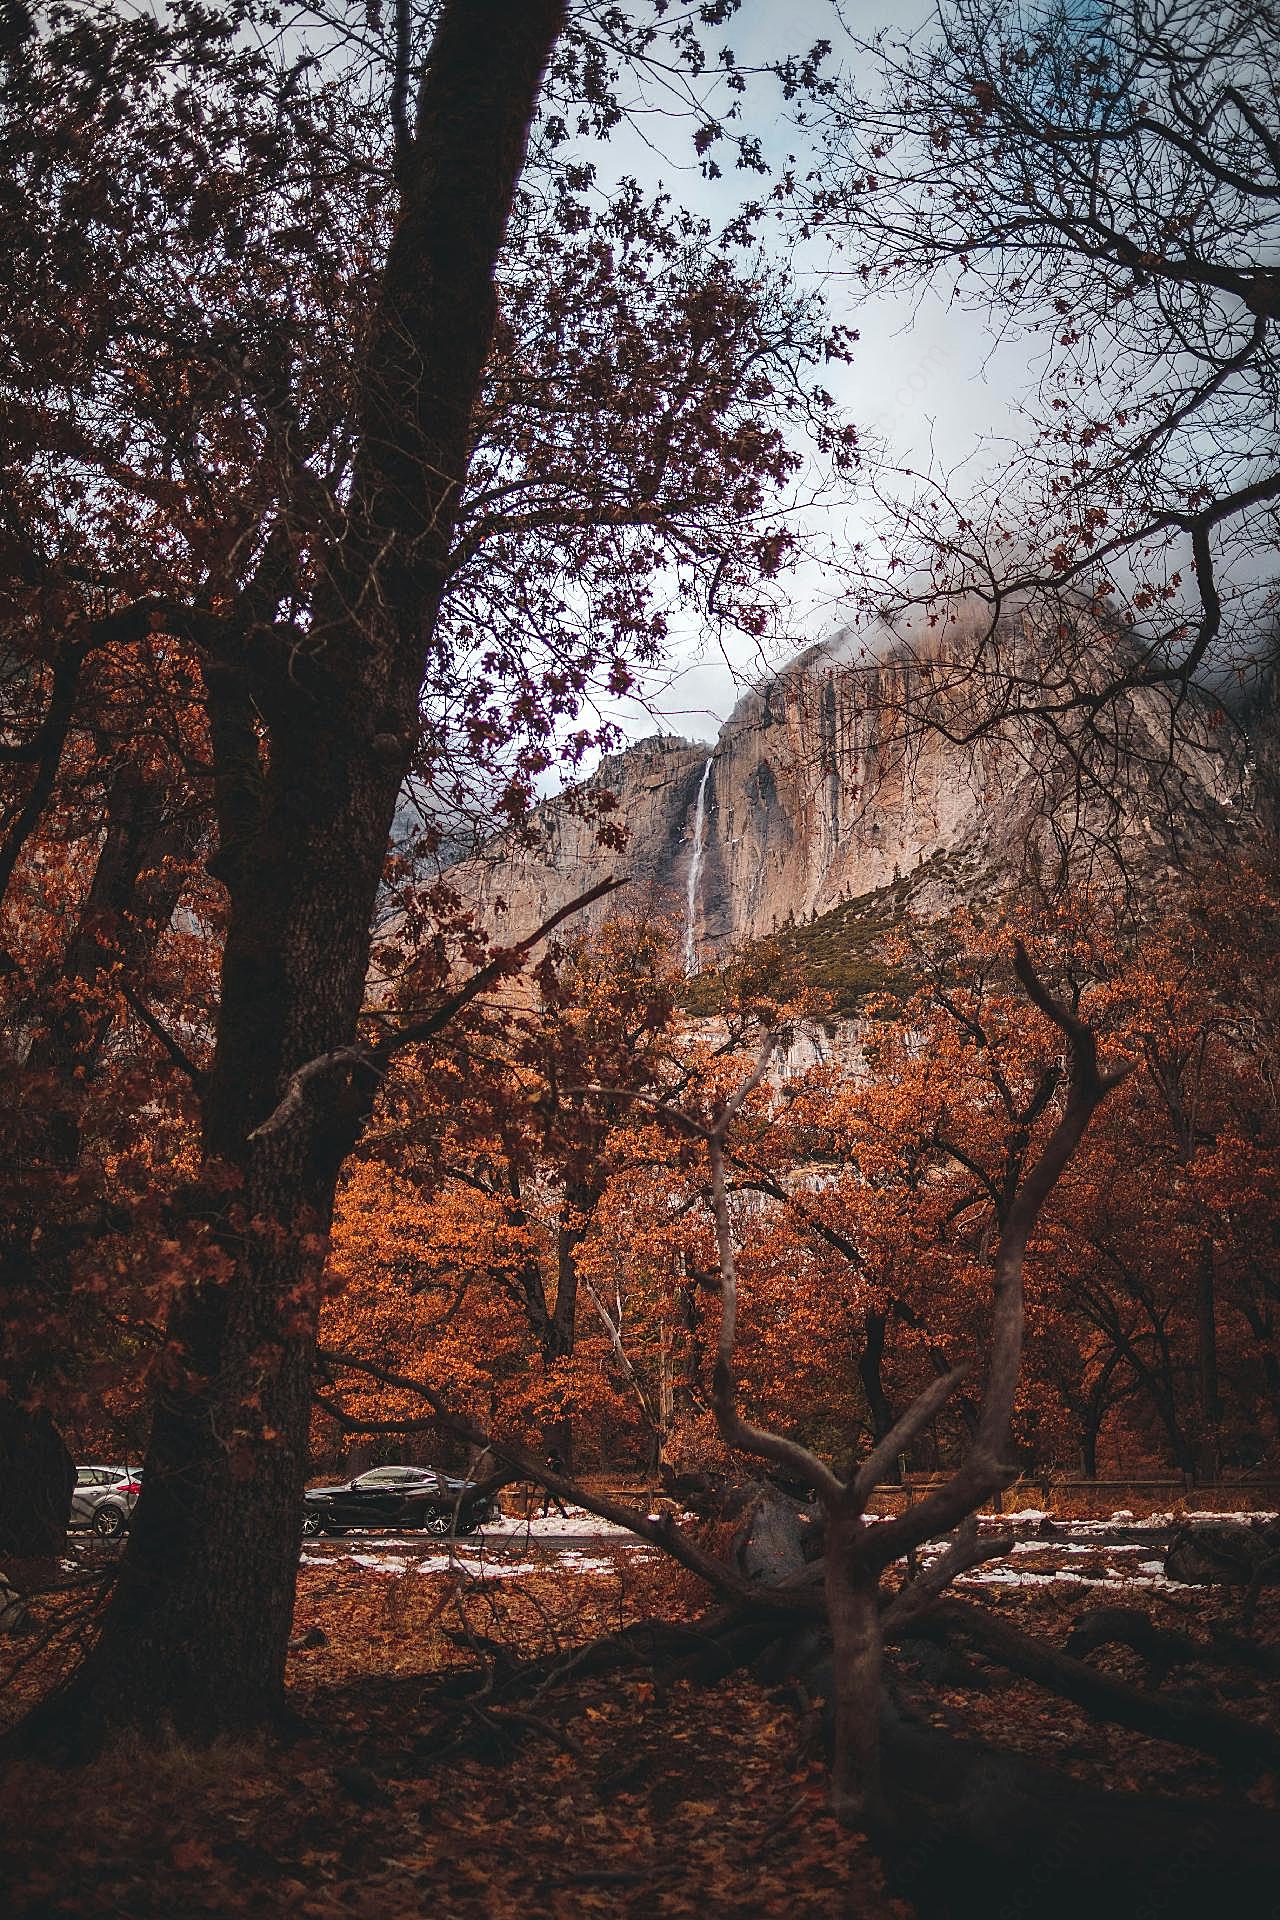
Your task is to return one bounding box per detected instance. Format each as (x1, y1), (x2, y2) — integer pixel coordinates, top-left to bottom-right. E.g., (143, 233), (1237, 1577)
(825, 1515), (886, 1824)
(1080, 1417), (1099, 1481)
(697, 949), (1126, 1823)
(1077, 1349), (1124, 1480)
(541, 1175), (602, 1469)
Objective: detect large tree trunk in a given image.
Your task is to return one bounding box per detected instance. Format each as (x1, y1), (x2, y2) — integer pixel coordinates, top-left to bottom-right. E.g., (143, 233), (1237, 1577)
(1077, 1348), (1123, 1480)
(825, 1514), (886, 1824)
(30, 0), (565, 1750)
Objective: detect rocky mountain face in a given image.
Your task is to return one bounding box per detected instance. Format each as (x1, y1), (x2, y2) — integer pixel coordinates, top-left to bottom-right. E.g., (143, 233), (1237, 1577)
(452, 606), (1255, 962)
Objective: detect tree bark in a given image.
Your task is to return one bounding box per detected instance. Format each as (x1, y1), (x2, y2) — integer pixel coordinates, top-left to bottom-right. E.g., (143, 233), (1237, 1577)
(28, 0), (566, 1750)
(914, 1599), (1280, 1774)
(825, 1514), (886, 1825)
(540, 1174), (602, 1470)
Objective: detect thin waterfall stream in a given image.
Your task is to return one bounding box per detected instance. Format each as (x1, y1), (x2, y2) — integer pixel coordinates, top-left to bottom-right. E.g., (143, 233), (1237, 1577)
(683, 754), (714, 975)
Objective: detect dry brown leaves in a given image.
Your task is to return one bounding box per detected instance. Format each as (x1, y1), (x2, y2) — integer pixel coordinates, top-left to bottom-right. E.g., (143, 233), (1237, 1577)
(4, 1540), (1277, 1919)
(0, 1550), (903, 1920)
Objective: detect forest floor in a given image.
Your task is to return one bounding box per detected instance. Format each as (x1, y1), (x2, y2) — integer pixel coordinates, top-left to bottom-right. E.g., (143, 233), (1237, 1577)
(1, 1511), (1278, 1918)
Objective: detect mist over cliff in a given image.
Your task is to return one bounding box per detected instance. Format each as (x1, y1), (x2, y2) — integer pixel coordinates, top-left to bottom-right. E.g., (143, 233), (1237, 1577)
(451, 605), (1257, 962)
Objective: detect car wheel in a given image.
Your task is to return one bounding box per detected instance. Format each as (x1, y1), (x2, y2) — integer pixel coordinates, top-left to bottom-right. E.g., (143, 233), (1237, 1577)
(93, 1505), (126, 1540)
(456, 1516), (480, 1536)
(322, 1526), (349, 1536)
(302, 1512), (323, 1538)
(421, 1508), (453, 1536)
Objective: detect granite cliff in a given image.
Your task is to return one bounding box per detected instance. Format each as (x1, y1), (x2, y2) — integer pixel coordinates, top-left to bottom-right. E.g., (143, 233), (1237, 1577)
(452, 605), (1254, 964)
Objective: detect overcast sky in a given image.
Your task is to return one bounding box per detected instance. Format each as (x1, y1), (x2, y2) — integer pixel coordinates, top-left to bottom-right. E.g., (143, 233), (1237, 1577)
(577, 0), (1042, 748)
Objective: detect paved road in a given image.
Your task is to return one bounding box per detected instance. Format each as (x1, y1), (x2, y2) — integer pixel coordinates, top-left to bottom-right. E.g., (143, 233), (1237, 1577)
(299, 1524), (651, 1558)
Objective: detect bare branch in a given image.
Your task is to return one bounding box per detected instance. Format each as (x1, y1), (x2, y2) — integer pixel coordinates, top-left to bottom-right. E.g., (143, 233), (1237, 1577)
(120, 983), (206, 1088)
(881, 1519), (1014, 1630)
(849, 1368), (968, 1512)
(390, 0), (415, 186)
(248, 1047), (382, 1143)
(248, 876), (625, 1143)
(315, 1347), (819, 1617)
(373, 875), (626, 1056)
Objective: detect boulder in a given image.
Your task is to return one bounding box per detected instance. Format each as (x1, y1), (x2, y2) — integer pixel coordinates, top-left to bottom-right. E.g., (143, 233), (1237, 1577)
(0, 1571), (28, 1632)
(1164, 1517), (1280, 1586)
(733, 1486), (809, 1584)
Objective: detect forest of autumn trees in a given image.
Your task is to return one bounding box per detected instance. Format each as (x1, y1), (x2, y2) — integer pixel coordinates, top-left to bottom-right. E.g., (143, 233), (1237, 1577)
(2, 0), (1280, 1893)
(0, 0), (852, 1746)
(312, 883), (1280, 1493)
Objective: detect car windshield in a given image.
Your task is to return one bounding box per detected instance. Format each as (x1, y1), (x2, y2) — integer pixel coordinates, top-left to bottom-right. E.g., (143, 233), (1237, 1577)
(354, 1468), (427, 1486)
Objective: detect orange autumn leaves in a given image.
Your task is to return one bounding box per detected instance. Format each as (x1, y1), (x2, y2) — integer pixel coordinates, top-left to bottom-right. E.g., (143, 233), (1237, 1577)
(322, 879), (1280, 1480)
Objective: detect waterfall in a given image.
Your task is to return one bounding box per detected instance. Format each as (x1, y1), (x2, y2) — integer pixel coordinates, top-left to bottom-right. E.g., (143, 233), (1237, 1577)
(683, 754), (714, 975)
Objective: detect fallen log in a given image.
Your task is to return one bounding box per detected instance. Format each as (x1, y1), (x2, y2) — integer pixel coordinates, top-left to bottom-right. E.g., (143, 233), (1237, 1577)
(1066, 1605), (1280, 1682)
(357, 1599), (1280, 1918)
(909, 1598), (1280, 1774)
(1065, 1605), (1215, 1678)
(770, 1634), (1280, 1918)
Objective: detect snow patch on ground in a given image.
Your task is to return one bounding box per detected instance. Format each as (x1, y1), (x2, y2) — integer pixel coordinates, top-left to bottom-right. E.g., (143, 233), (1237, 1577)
(558, 1550), (634, 1575)
(300, 1515), (658, 1583)
(298, 1504), (1274, 1594)
(484, 1508), (656, 1541)
(955, 1561), (1092, 1588)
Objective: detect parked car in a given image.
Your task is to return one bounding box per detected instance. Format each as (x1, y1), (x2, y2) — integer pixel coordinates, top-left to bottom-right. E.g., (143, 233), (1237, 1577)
(69, 1466), (142, 1539)
(302, 1465), (496, 1538)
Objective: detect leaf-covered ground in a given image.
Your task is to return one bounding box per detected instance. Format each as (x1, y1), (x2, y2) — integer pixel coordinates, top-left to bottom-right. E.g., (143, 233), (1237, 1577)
(2, 1529), (1277, 1918)
(1, 1550), (903, 1919)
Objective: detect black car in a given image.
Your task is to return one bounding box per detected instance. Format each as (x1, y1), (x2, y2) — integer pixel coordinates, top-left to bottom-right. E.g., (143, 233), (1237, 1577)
(302, 1465), (497, 1538)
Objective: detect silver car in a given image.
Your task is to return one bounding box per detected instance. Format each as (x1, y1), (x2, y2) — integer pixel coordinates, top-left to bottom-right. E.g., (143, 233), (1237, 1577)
(69, 1466), (142, 1539)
